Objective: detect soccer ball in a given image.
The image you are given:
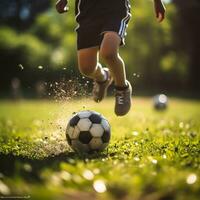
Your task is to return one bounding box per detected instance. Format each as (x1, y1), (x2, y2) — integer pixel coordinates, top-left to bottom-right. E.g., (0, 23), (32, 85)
(153, 94), (168, 110)
(66, 110), (111, 153)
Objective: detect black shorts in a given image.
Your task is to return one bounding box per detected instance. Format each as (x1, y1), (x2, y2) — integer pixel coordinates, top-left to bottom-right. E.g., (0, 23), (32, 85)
(75, 0), (131, 50)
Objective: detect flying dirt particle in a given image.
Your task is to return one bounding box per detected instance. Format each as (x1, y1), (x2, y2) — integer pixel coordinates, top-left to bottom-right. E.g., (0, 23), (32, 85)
(60, 89), (66, 94)
(38, 66), (43, 70)
(49, 77), (90, 102)
(63, 67), (66, 70)
(18, 64), (24, 70)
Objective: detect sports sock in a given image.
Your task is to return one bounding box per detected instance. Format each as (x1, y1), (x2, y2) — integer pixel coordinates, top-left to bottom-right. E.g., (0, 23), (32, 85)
(95, 63), (107, 83)
(115, 81), (129, 90)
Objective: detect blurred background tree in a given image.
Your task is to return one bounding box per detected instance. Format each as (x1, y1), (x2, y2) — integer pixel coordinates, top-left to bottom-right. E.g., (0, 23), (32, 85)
(173, 0), (200, 91)
(0, 0), (199, 97)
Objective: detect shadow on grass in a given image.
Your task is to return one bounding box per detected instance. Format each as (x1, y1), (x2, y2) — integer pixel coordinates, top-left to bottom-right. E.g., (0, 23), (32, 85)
(0, 151), (108, 182)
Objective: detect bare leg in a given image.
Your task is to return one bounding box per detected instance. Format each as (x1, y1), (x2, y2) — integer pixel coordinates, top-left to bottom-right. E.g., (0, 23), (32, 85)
(100, 32), (127, 87)
(78, 46), (106, 82)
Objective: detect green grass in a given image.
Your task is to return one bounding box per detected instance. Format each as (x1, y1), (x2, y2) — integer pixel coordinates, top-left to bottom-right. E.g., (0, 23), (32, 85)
(0, 98), (200, 200)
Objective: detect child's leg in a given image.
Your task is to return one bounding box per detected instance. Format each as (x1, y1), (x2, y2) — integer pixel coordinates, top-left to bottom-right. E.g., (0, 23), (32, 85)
(100, 32), (127, 88)
(78, 46), (113, 102)
(78, 46), (106, 82)
(100, 31), (132, 116)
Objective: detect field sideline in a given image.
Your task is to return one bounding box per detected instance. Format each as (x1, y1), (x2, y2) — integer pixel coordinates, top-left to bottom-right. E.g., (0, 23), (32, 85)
(0, 97), (199, 200)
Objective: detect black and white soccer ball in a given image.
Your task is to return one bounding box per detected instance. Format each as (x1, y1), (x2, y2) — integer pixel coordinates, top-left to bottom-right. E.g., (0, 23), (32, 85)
(153, 94), (168, 110)
(66, 110), (111, 153)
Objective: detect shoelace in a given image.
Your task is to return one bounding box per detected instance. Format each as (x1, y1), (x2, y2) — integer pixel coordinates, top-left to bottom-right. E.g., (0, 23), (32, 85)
(116, 91), (125, 105)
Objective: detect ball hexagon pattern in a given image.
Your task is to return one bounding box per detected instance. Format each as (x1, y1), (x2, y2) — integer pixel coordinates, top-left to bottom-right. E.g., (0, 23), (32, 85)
(77, 118), (92, 131)
(90, 124), (104, 137)
(79, 131), (93, 144)
(66, 110), (111, 153)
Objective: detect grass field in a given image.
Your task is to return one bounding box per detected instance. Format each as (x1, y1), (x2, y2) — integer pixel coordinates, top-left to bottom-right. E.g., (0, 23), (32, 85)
(0, 97), (199, 200)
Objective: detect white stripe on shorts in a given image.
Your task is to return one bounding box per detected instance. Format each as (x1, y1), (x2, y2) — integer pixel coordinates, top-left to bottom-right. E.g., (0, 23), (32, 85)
(75, 0), (82, 31)
(118, 0), (131, 38)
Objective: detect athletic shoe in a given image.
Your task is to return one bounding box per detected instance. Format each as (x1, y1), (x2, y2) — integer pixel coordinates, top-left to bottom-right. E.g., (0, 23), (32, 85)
(92, 68), (113, 102)
(115, 80), (132, 116)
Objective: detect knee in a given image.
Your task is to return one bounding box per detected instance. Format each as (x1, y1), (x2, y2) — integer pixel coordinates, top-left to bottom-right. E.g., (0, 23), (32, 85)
(100, 49), (118, 63)
(79, 64), (96, 77)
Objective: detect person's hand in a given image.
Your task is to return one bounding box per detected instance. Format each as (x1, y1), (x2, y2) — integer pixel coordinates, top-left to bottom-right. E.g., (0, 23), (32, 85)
(154, 0), (166, 22)
(56, 0), (69, 14)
